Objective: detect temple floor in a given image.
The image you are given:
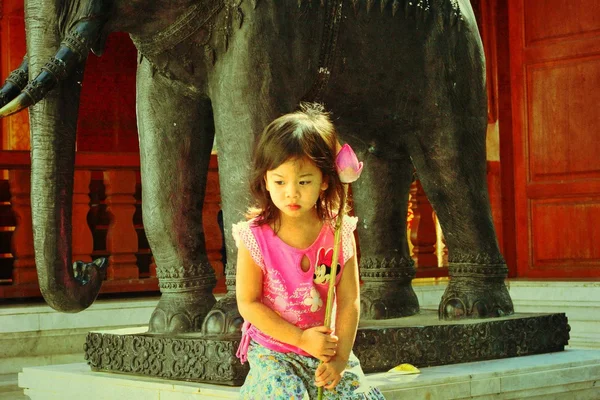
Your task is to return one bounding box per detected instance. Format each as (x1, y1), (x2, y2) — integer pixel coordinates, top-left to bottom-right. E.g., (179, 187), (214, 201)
(2, 280), (599, 399)
(16, 350), (600, 399)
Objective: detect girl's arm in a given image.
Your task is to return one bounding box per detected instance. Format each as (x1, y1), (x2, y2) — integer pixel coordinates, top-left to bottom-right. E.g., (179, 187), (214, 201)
(331, 235), (360, 363)
(235, 240), (338, 362)
(315, 235), (360, 389)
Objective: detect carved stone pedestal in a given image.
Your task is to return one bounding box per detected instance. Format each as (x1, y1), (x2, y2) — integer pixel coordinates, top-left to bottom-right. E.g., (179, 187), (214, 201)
(84, 330), (248, 386)
(355, 310), (569, 373)
(84, 311), (569, 386)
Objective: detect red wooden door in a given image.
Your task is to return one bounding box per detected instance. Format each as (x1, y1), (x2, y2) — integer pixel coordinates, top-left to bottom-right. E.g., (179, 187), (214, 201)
(509, 0), (600, 278)
(0, 0), (28, 150)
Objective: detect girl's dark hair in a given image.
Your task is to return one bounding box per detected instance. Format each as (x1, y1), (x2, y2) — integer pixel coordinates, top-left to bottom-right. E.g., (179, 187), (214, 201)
(248, 103), (346, 229)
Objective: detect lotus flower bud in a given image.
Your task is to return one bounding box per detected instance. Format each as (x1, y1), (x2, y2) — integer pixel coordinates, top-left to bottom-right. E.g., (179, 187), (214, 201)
(336, 143), (363, 183)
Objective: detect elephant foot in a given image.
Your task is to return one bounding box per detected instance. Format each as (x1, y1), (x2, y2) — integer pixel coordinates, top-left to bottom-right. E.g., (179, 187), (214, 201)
(148, 291), (216, 334)
(360, 282), (420, 319)
(359, 257), (419, 319)
(439, 263), (514, 320)
(200, 292), (244, 338)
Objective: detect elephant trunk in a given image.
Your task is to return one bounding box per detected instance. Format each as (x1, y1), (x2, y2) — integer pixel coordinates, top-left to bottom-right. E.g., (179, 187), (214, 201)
(25, 0), (107, 312)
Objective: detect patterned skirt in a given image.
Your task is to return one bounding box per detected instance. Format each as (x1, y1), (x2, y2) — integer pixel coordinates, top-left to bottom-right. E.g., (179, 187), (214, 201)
(239, 341), (386, 400)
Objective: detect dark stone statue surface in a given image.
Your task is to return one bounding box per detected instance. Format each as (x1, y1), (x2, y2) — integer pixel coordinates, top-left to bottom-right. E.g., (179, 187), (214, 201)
(85, 312), (570, 385)
(0, 0), (529, 385)
(85, 331), (249, 385)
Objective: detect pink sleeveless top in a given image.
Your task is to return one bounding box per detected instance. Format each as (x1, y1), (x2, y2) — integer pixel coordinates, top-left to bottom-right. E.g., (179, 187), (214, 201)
(233, 215), (358, 363)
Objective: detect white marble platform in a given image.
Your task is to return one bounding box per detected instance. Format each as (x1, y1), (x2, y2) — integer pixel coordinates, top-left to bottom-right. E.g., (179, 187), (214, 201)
(17, 350), (600, 399)
(2, 280), (599, 398)
(0, 373), (26, 400)
(0, 297), (158, 375)
(0, 297), (159, 399)
(2, 280), (597, 376)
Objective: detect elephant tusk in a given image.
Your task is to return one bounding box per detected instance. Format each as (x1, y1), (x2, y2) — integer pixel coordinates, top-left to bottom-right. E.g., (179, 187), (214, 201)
(0, 57), (29, 109)
(0, 93), (32, 118)
(2, 13), (109, 115)
(0, 32), (90, 116)
(0, 61), (64, 117)
(5, 22), (107, 112)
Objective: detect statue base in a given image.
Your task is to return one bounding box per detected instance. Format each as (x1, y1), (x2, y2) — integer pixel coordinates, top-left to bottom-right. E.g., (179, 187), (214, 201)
(84, 311), (569, 386)
(354, 310), (569, 373)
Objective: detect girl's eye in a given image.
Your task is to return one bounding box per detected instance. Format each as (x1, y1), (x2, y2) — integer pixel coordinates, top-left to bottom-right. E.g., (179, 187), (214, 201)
(299, 181), (311, 186)
(274, 181), (285, 185)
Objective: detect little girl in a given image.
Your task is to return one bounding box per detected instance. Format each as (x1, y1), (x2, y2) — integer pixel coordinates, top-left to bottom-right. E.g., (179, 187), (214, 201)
(234, 103), (385, 399)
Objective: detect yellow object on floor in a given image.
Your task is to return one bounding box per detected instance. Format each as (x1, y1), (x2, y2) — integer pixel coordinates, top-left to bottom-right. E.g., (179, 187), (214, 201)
(387, 363), (421, 375)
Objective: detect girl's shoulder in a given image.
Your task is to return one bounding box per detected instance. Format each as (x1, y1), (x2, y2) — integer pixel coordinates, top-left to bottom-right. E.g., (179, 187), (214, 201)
(340, 215), (358, 264)
(325, 214), (358, 232)
(232, 217), (261, 242)
(232, 217), (266, 270)
(342, 214), (358, 231)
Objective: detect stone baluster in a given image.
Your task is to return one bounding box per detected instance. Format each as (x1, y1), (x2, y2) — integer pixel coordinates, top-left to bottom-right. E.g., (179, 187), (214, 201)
(149, 256), (157, 278)
(204, 158), (225, 292)
(8, 170), (36, 284)
(72, 170), (93, 264)
(409, 180), (438, 268)
(434, 213), (449, 267)
(441, 233), (449, 267)
(104, 170), (139, 279)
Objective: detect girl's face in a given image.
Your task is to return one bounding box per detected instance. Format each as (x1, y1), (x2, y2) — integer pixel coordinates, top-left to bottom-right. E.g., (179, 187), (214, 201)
(265, 157), (328, 222)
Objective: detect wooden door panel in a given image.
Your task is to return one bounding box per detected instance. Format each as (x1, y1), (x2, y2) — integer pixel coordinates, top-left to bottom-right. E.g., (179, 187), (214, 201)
(525, 0), (600, 45)
(531, 199), (600, 276)
(509, 0), (600, 277)
(528, 57), (600, 181)
(0, 0), (29, 150)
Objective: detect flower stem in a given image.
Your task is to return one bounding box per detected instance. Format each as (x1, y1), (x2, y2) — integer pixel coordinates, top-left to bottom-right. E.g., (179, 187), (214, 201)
(317, 184), (348, 400)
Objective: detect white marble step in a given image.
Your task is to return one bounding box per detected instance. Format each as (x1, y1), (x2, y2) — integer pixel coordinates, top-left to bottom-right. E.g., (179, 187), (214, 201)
(0, 374), (26, 400)
(0, 374), (16, 393)
(0, 297), (159, 375)
(1, 280), (599, 382)
(0, 297), (159, 334)
(18, 350), (600, 400)
(0, 389), (27, 399)
(374, 349), (600, 400)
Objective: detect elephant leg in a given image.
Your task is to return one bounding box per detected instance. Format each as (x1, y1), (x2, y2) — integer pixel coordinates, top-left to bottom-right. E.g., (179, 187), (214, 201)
(195, 0), (325, 336)
(200, 93), (298, 335)
(137, 57), (216, 333)
(348, 142), (419, 319)
(398, 1), (514, 320)
(407, 118), (513, 320)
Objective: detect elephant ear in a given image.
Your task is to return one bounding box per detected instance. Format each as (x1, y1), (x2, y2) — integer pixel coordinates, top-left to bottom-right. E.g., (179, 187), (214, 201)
(58, 0), (112, 36)
(58, 0), (80, 35)
(58, 0), (110, 57)
(58, 0), (111, 57)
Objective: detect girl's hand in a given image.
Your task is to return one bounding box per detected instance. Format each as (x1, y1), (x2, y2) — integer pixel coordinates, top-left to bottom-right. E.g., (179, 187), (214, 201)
(298, 326), (338, 362)
(315, 356), (347, 390)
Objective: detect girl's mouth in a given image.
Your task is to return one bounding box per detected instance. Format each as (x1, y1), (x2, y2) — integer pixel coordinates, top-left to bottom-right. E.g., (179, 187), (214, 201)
(287, 204), (301, 211)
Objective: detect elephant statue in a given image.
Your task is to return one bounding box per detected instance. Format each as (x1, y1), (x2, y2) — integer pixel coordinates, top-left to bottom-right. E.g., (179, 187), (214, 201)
(0, 0), (513, 336)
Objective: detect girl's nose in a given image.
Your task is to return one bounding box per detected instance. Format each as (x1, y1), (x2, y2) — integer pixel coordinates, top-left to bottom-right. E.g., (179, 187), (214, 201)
(286, 184), (300, 198)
